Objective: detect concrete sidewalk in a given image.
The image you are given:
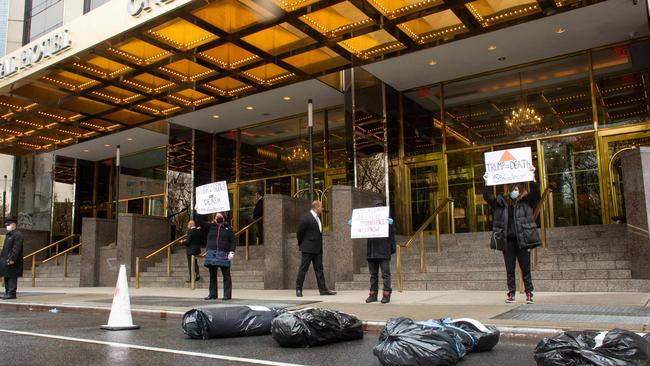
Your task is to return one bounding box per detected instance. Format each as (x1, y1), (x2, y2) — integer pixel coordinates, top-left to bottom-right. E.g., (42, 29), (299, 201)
(2, 287), (649, 335)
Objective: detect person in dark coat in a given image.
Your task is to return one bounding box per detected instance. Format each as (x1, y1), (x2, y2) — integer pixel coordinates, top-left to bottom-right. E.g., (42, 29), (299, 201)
(295, 200), (336, 297)
(483, 166), (540, 305)
(183, 220), (203, 283)
(252, 190), (264, 244)
(365, 201), (396, 304)
(197, 212), (236, 300)
(0, 219), (23, 299)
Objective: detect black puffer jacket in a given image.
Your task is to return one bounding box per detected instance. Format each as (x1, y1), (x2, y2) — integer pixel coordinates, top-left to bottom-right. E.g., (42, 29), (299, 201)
(483, 182), (541, 251)
(367, 223), (396, 260)
(197, 214), (236, 253)
(0, 229), (23, 277)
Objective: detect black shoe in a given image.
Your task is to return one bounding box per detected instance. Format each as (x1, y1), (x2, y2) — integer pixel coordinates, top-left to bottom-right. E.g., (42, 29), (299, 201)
(320, 290), (337, 296)
(222, 297), (231, 301)
(1, 295), (16, 300)
(365, 292), (378, 303)
(204, 296), (216, 300)
(381, 291), (391, 304)
(296, 289), (303, 297)
(195, 277), (200, 281)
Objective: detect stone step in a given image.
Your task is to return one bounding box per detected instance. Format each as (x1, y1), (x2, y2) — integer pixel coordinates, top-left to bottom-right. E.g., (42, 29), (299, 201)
(138, 269), (264, 277)
(353, 269), (631, 282)
(135, 274), (264, 282)
(131, 280), (264, 289)
(336, 278), (650, 292)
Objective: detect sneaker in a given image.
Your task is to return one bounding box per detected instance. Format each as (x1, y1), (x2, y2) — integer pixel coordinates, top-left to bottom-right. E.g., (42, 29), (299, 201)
(526, 292), (534, 304)
(380, 291), (391, 304)
(365, 292), (378, 303)
(505, 292), (515, 303)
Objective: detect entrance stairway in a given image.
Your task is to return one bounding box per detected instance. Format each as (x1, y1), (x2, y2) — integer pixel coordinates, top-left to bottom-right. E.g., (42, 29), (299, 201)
(17, 254), (81, 288)
(336, 224), (650, 292)
(131, 245), (265, 289)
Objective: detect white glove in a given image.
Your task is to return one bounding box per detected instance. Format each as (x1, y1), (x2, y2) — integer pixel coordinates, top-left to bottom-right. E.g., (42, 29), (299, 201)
(228, 252), (235, 261)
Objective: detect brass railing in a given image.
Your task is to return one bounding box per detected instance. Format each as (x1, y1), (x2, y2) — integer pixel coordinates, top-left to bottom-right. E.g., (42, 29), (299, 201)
(396, 197), (454, 292)
(134, 234), (186, 289)
(237, 217), (262, 261)
(23, 234), (79, 287)
(190, 217), (262, 290)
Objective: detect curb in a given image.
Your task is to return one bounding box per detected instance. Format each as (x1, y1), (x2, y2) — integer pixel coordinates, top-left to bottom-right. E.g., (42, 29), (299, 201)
(0, 301), (562, 340)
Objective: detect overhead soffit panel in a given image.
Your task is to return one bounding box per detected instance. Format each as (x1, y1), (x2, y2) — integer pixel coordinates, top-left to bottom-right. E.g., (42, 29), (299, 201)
(0, 0), (612, 155)
(54, 127), (169, 161)
(169, 79), (344, 133)
(362, 0), (650, 91)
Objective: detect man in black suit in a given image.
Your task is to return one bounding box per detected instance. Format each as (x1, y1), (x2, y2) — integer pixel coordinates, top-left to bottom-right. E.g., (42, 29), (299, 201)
(183, 220), (203, 283)
(252, 190), (263, 244)
(295, 200), (336, 297)
(0, 218), (23, 299)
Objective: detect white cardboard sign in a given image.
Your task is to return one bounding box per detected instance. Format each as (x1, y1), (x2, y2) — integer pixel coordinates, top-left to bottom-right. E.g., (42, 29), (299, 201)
(351, 206), (389, 239)
(484, 147), (534, 186)
(195, 181), (230, 214)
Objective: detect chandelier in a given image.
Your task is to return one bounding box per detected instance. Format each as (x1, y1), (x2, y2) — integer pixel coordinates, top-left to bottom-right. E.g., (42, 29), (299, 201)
(286, 118), (309, 162)
(505, 73), (542, 129)
(287, 144), (309, 161)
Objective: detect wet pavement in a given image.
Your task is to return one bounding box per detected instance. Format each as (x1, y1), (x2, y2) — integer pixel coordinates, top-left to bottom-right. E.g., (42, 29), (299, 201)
(0, 308), (540, 366)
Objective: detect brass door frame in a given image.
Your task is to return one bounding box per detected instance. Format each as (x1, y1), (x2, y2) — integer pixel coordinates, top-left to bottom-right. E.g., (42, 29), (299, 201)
(404, 156), (444, 235)
(598, 124), (650, 224)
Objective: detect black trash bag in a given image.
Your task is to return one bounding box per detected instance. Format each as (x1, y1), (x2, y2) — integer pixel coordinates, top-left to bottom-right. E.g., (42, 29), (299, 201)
(182, 305), (285, 339)
(270, 308), (363, 347)
(373, 317), (466, 366)
(644, 333), (650, 343)
(585, 329), (650, 366)
(534, 329), (649, 366)
(447, 318), (501, 352)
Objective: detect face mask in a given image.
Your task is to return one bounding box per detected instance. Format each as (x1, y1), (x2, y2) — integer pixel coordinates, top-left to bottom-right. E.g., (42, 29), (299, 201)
(5, 226), (12, 231)
(510, 191), (519, 200)
(216, 218), (224, 224)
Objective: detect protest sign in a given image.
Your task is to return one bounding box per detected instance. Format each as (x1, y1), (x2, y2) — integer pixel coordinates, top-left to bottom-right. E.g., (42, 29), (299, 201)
(195, 181), (230, 214)
(351, 206), (389, 239)
(484, 147), (534, 186)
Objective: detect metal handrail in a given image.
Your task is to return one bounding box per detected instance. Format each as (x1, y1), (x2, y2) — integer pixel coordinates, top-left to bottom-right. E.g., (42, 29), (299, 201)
(235, 217), (262, 261)
(396, 197), (454, 292)
(134, 234), (187, 288)
(38, 243), (83, 285)
(23, 234), (79, 287)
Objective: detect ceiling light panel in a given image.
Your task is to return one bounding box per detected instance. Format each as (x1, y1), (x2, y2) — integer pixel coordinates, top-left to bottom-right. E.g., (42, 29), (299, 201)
(338, 30), (405, 60)
(465, 0), (541, 27)
(193, 0), (276, 33)
(299, 2), (374, 38)
(368, 0), (444, 19)
(198, 43), (261, 70)
(284, 47), (349, 74)
(242, 23), (316, 56)
(108, 39), (171, 66)
(147, 18), (218, 51)
(397, 9), (467, 44)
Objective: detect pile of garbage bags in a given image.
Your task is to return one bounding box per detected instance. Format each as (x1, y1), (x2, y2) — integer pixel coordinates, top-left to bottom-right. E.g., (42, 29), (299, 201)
(534, 329), (650, 366)
(270, 308), (364, 347)
(182, 305), (285, 339)
(373, 317), (500, 366)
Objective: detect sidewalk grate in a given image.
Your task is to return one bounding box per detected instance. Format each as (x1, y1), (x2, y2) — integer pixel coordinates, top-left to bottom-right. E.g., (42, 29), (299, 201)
(89, 296), (319, 309)
(492, 304), (650, 325)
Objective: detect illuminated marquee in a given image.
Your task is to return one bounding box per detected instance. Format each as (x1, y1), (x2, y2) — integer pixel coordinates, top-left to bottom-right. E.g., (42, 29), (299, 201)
(0, 30), (71, 79)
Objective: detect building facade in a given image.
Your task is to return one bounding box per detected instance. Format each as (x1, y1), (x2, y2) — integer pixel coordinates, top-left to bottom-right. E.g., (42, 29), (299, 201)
(0, 0), (648, 245)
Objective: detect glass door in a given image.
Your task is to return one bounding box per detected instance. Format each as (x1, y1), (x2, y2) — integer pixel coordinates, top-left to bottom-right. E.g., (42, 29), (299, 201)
(600, 127), (650, 223)
(407, 160), (443, 234)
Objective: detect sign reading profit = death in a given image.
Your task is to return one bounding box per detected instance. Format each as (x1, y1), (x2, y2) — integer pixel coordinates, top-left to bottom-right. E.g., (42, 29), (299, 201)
(484, 147), (534, 186)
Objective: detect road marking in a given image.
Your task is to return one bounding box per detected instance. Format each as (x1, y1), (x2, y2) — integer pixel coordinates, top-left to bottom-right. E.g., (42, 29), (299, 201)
(0, 328), (305, 366)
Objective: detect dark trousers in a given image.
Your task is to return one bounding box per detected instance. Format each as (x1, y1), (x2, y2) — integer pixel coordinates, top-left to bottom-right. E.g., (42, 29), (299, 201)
(256, 222), (263, 244)
(208, 266), (232, 299)
(368, 259), (391, 293)
(4, 277), (17, 296)
(295, 251), (328, 292)
(503, 239), (534, 294)
(187, 255), (200, 280)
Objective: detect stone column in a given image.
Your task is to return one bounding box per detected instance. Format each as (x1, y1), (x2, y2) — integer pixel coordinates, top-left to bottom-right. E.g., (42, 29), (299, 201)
(116, 213), (171, 277)
(621, 147), (650, 278)
(79, 218), (115, 286)
(263, 195), (310, 289)
(329, 185), (384, 286)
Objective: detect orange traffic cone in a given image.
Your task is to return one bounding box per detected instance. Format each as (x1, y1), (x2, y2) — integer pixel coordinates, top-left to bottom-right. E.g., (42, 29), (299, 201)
(101, 264), (140, 330)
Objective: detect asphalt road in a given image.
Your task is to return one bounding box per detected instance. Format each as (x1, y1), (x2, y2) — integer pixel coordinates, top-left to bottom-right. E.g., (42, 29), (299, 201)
(0, 308), (540, 366)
